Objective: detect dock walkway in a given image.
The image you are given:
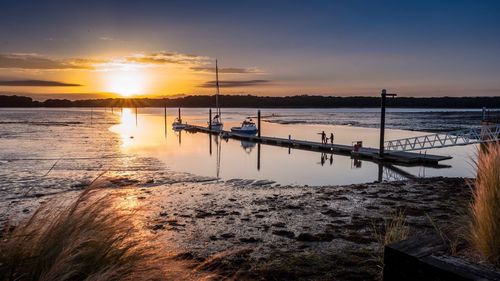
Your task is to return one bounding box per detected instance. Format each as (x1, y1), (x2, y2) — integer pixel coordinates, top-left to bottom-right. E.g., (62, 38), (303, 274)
(184, 124), (452, 166)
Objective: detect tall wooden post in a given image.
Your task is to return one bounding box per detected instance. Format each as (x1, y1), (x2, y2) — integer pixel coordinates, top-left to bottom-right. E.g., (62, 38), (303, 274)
(258, 110), (261, 138)
(209, 108), (212, 130)
(178, 108), (181, 121)
(379, 89), (396, 157)
(135, 106), (138, 126)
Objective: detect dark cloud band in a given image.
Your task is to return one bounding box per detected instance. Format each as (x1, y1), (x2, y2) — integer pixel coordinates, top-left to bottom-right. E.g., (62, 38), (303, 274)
(0, 80), (81, 86)
(198, 80), (270, 88)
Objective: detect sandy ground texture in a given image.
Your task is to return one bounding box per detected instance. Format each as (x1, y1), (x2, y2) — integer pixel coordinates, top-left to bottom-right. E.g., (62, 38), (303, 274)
(103, 173), (471, 280)
(1, 164), (471, 280)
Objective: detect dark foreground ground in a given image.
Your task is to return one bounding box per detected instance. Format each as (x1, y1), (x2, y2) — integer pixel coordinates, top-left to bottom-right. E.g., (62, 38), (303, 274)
(2, 171), (471, 280)
(137, 176), (471, 280)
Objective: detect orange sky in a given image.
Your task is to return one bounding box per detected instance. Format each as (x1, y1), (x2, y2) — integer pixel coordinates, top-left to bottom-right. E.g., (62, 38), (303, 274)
(1, 1), (500, 99)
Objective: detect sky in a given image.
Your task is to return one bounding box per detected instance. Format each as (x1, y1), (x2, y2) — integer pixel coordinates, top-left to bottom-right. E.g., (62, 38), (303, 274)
(0, 0), (499, 99)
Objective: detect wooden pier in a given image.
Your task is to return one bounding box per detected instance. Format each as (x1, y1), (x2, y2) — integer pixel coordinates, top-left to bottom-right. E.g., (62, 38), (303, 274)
(183, 124), (452, 166)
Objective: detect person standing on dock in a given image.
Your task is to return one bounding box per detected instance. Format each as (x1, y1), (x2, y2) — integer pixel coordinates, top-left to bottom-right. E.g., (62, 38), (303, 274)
(321, 131), (326, 144)
(330, 133), (334, 144)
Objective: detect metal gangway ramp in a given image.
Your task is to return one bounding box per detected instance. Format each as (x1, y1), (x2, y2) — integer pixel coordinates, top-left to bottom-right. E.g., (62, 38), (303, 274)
(385, 124), (500, 152)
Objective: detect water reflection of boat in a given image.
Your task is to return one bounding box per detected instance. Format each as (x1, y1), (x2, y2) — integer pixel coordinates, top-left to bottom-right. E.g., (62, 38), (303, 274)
(208, 60), (223, 132)
(231, 118), (258, 134)
(240, 140), (256, 153)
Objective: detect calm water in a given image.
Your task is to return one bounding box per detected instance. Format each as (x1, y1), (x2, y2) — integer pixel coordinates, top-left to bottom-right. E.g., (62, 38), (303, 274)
(110, 108), (479, 185)
(0, 107), (482, 190)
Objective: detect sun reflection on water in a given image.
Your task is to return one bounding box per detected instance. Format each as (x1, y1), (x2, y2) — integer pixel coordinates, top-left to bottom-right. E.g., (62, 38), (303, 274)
(117, 108), (136, 147)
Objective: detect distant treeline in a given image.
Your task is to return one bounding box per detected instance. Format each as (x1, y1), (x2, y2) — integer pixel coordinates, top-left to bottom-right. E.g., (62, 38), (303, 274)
(1, 94), (499, 108)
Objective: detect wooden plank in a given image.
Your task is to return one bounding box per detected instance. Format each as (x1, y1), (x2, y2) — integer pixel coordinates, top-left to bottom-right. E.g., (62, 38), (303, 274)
(384, 235), (500, 281)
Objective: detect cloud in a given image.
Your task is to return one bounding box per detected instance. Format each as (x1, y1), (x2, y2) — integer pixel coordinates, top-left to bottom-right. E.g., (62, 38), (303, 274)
(190, 66), (262, 74)
(0, 80), (81, 86)
(99, 36), (114, 41)
(126, 51), (209, 65)
(0, 54), (94, 70)
(198, 80), (271, 88)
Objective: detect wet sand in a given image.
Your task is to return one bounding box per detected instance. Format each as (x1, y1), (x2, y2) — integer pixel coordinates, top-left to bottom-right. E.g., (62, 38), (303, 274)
(1, 163), (471, 280)
(142, 175), (470, 280)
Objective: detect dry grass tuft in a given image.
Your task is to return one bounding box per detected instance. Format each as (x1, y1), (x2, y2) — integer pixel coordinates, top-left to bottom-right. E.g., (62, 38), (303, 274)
(0, 187), (165, 281)
(470, 143), (500, 266)
(377, 210), (410, 246)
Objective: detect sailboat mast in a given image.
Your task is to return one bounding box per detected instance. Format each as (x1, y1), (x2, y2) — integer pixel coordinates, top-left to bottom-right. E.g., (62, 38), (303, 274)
(215, 59), (220, 116)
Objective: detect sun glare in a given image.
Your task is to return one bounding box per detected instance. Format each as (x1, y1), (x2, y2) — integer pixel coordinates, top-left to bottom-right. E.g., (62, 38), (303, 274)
(106, 70), (145, 97)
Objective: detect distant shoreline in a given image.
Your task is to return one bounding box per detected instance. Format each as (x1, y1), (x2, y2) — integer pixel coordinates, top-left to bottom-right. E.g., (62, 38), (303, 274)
(1, 94), (499, 109)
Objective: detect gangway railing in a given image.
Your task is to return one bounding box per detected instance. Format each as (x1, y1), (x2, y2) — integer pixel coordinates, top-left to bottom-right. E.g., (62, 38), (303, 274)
(385, 124), (500, 152)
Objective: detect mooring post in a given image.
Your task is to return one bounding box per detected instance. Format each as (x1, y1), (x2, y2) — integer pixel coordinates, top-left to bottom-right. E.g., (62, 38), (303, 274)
(178, 108), (181, 122)
(379, 89), (397, 157)
(209, 108), (212, 130)
(258, 110), (261, 138)
(135, 106), (138, 126)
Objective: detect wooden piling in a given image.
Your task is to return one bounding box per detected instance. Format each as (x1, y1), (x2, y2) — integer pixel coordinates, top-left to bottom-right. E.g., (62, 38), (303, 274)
(209, 108), (212, 130)
(379, 89), (397, 157)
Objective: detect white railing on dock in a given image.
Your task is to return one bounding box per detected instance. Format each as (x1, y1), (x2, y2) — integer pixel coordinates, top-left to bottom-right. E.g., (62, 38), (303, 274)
(385, 124), (500, 151)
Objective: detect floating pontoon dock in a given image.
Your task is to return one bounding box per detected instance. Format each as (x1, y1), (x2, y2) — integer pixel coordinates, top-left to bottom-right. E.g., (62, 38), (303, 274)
(183, 124), (452, 166)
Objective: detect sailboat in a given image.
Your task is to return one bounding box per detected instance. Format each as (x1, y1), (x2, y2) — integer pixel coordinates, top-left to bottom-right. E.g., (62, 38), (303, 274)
(209, 59), (223, 132)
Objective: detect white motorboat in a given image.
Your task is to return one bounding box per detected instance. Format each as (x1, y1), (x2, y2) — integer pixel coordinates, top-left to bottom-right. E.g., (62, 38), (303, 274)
(231, 118), (258, 134)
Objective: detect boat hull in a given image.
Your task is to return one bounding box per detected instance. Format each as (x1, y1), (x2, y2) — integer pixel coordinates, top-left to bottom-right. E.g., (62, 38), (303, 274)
(172, 123), (186, 130)
(231, 127), (258, 134)
(210, 123), (224, 131)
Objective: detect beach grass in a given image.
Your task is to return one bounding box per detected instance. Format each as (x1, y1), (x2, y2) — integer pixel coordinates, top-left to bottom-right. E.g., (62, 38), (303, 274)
(378, 210), (410, 246)
(470, 143), (500, 266)
(0, 186), (166, 281)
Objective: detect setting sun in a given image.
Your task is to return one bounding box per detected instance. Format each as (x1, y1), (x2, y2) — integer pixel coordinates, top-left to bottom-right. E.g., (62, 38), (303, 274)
(106, 70), (145, 97)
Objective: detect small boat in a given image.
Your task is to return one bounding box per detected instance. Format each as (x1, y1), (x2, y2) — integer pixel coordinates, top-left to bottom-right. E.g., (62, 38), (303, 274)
(172, 117), (186, 130)
(231, 118), (258, 134)
(172, 108), (186, 130)
(210, 114), (223, 132)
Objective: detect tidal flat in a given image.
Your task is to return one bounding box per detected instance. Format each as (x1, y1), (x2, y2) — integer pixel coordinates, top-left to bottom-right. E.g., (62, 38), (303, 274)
(0, 108), (474, 280)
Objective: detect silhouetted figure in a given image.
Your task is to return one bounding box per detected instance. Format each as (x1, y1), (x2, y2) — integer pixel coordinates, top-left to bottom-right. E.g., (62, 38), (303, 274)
(330, 133), (334, 144)
(321, 131), (326, 144)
